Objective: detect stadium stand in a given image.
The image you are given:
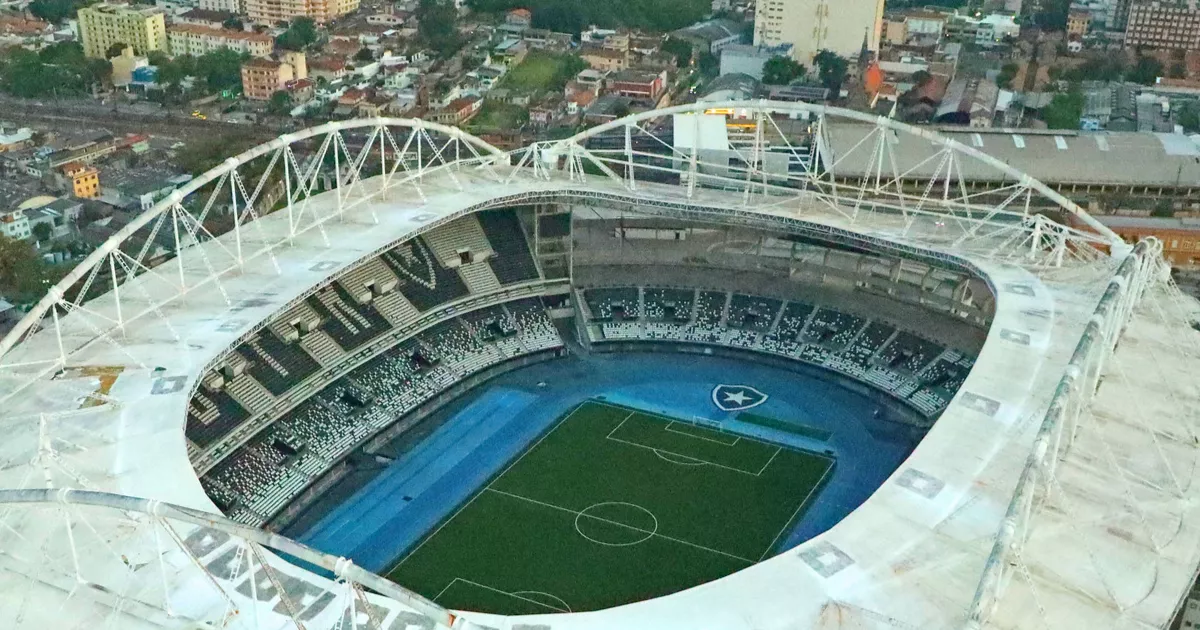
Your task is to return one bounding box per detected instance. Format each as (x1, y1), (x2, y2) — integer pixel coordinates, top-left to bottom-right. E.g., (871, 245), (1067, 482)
(234, 330), (323, 396)
(423, 215), (495, 266)
(476, 209), (541, 284)
(580, 286), (976, 418)
(382, 238), (471, 311)
(199, 297), (564, 527)
(306, 283), (394, 351)
(187, 387), (251, 448)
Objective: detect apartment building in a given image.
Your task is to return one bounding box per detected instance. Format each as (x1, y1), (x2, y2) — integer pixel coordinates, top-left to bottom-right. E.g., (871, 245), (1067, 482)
(1125, 1), (1200, 50)
(77, 3), (166, 58)
(754, 0), (885, 63)
(240, 52), (307, 100)
(168, 24), (273, 58)
(245, 0), (358, 25)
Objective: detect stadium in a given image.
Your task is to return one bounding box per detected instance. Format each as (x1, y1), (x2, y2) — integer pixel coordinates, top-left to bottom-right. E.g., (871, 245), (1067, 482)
(0, 101), (1198, 630)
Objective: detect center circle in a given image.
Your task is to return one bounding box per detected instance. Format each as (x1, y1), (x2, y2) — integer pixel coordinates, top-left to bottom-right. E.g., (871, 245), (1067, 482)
(573, 502), (659, 547)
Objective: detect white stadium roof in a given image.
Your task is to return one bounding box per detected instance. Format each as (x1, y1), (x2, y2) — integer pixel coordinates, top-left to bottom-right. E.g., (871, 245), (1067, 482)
(0, 104), (1199, 630)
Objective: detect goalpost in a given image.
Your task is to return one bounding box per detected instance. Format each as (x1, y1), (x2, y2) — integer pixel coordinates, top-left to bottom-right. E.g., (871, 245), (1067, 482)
(691, 415), (724, 431)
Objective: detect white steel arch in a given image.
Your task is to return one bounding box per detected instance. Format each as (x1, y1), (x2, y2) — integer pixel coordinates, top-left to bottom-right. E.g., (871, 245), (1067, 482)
(0, 105), (1195, 630)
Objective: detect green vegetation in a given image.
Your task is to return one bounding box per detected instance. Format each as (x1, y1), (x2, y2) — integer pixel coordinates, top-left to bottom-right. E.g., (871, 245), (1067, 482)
(468, 100), (529, 131)
(149, 48), (246, 99)
(1059, 52), (1164, 86)
(1176, 101), (1200, 133)
(737, 412), (832, 442)
(1043, 84), (1084, 129)
(997, 62), (1019, 90)
(500, 51), (585, 93)
(814, 49), (848, 96)
(390, 401), (834, 614)
(417, 0), (462, 57)
(467, 0), (710, 33)
(28, 0), (94, 24)
(660, 37), (694, 68)
(267, 90), (293, 115)
(0, 235), (72, 305)
(0, 42), (110, 97)
(275, 17), (319, 51)
(762, 55), (805, 85)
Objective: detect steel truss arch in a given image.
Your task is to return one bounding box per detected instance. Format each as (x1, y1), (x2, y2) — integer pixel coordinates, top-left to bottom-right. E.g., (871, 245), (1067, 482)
(0, 107), (1194, 630)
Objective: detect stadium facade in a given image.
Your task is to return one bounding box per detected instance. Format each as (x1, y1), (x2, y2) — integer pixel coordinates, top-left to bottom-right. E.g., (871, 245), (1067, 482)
(0, 102), (1198, 630)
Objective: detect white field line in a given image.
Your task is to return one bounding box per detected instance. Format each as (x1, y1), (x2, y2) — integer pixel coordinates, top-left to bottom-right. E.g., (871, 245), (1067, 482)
(485, 487), (756, 565)
(434, 577), (568, 613)
(758, 461), (835, 561)
(756, 446), (782, 476)
(389, 403), (591, 571)
(665, 421), (740, 446)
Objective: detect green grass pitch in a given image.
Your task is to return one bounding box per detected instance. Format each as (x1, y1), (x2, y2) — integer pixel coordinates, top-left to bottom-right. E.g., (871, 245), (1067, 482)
(387, 400), (835, 615)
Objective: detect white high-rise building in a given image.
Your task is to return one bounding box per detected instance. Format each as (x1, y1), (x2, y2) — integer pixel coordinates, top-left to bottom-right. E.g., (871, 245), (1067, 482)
(754, 0), (885, 64)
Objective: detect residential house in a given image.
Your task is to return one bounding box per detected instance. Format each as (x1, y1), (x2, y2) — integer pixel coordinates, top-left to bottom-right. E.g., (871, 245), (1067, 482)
(99, 168), (192, 211)
(719, 43), (793, 80)
(0, 210), (31, 240)
(506, 8), (532, 28)
(176, 8), (235, 28)
(580, 46), (628, 72)
(1067, 10), (1090, 37)
(427, 96), (482, 125)
(62, 162), (100, 199)
(607, 69), (667, 102)
(583, 94), (634, 125)
(529, 100), (563, 127)
(934, 77), (999, 127)
(367, 12), (406, 26)
(308, 57), (349, 82)
(0, 128), (34, 153)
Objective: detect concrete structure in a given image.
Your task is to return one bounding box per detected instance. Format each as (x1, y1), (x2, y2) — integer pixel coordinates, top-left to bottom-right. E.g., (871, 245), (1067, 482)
(1125, 1), (1200, 50)
(1067, 9), (1092, 36)
(580, 46), (628, 72)
(62, 162), (100, 199)
(241, 51), (307, 100)
(176, 8), (236, 28)
(0, 209), (30, 240)
(108, 46), (148, 86)
(975, 13), (1019, 46)
(167, 24), (273, 58)
(718, 43), (793, 80)
(0, 127), (33, 153)
(245, 0), (358, 26)
(0, 110), (1194, 630)
(77, 2), (166, 58)
(754, 0), (885, 63)
(197, 0), (242, 13)
(606, 69), (667, 101)
(671, 18), (743, 54)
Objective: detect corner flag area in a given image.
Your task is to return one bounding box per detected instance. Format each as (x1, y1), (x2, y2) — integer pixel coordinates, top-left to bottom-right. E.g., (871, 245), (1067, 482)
(388, 400), (835, 614)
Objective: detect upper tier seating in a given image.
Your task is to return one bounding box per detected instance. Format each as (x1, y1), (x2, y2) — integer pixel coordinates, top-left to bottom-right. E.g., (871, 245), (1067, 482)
(477, 209), (541, 284)
(235, 330), (322, 396)
(381, 237), (470, 311)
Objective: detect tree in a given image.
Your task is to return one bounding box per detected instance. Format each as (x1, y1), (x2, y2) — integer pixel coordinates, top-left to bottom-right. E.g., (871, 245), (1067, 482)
(223, 16), (244, 30)
(1169, 61), (1187, 79)
(1043, 85), (1084, 129)
(355, 46), (374, 62)
(1128, 55), (1164, 85)
(267, 90), (293, 115)
(417, 0), (461, 56)
(28, 0), (81, 24)
(31, 223), (52, 243)
(997, 62), (1019, 89)
(276, 17), (318, 51)
(813, 49), (848, 96)
(105, 43), (128, 59)
(762, 56), (804, 85)
(660, 37), (693, 68)
(195, 48), (246, 93)
(1177, 101), (1200, 133)
(1033, 0), (1070, 30)
(0, 235), (51, 303)
(0, 42), (108, 97)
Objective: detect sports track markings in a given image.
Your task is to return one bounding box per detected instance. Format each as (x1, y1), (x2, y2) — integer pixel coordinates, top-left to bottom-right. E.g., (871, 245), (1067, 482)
(604, 412), (779, 477)
(432, 577), (572, 613)
(485, 487), (756, 565)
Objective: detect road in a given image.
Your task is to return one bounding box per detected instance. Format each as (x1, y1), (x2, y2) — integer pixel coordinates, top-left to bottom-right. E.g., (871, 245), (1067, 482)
(0, 94), (282, 142)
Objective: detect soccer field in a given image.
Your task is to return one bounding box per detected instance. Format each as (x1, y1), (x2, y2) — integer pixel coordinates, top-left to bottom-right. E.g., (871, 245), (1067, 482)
(387, 400), (835, 615)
